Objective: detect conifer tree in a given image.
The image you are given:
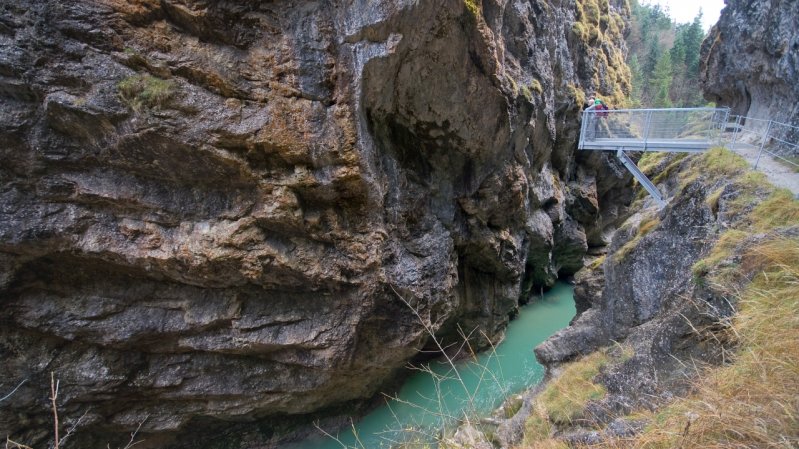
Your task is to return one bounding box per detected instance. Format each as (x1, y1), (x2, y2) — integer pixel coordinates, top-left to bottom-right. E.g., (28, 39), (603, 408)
(651, 51), (673, 107)
(625, 1), (708, 107)
(628, 55), (644, 108)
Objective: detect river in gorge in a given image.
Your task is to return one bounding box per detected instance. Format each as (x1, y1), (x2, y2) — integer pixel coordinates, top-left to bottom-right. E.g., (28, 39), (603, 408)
(288, 282), (576, 449)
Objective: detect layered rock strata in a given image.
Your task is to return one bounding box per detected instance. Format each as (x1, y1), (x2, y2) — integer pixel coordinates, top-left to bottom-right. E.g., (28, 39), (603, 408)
(0, 0), (630, 446)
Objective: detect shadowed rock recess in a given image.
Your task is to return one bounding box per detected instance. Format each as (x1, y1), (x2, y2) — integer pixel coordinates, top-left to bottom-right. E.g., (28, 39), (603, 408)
(0, 0), (631, 446)
(701, 0), (799, 126)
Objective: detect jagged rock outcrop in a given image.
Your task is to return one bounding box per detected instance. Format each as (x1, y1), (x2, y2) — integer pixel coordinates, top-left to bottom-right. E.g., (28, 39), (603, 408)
(536, 154), (723, 366)
(701, 0), (799, 129)
(0, 0), (631, 446)
(544, 0), (799, 404)
(530, 152), (752, 445)
(515, 3), (799, 441)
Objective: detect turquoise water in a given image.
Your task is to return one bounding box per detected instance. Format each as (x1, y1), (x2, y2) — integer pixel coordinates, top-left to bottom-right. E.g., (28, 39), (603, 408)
(288, 283), (575, 449)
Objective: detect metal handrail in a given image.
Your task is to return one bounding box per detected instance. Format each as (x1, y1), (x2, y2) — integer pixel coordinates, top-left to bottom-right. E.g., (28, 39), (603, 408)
(579, 107), (730, 152)
(728, 114), (799, 170)
(575, 108), (796, 207)
(603, 107), (725, 113)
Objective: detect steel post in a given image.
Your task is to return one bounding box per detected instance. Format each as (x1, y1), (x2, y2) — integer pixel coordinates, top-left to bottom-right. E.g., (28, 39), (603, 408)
(755, 120), (773, 169)
(642, 110), (653, 150)
(731, 115), (742, 148)
(718, 109), (730, 145)
(577, 110), (588, 150)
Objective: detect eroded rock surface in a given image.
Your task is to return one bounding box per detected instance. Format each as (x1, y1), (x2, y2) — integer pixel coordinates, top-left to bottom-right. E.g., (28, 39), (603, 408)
(0, 0), (631, 446)
(701, 0), (799, 128)
(530, 154), (752, 446)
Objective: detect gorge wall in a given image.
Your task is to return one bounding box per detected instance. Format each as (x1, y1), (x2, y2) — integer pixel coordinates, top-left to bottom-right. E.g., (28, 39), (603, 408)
(512, 2), (799, 443)
(0, 0), (632, 447)
(701, 0), (799, 128)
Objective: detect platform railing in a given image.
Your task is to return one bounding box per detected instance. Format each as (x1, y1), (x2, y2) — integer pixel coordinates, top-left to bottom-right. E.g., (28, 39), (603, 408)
(729, 115), (799, 170)
(579, 107), (730, 152)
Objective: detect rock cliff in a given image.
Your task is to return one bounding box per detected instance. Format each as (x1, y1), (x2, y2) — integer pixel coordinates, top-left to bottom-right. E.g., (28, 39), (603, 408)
(701, 0), (799, 128)
(0, 0), (631, 446)
(537, 154), (719, 363)
(529, 150), (757, 445)
(507, 2), (799, 442)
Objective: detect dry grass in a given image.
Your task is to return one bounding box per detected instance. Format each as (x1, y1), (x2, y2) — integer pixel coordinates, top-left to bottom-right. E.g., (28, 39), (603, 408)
(538, 351), (609, 425)
(650, 153), (690, 184)
(118, 74), (175, 111)
(695, 147), (750, 178)
(616, 215), (660, 261)
(520, 405), (570, 449)
(704, 187), (724, 212)
(679, 147), (749, 187)
(691, 230), (747, 285)
(589, 255), (606, 270)
(637, 151), (671, 175)
(587, 158), (799, 448)
(522, 406), (555, 444)
(516, 349), (624, 449)
(724, 171), (771, 212)
(519, 437), (569, 449)
(517, 146), (799, 449)
(747, 189), (799, 232)
(463, 0), (481, 17)
(596, 237), (799, 449)
(694, 187), (799, 287)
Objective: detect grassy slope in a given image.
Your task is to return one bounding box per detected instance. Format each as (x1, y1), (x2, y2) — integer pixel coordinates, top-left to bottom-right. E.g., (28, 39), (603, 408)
(517, 148), (799, 449)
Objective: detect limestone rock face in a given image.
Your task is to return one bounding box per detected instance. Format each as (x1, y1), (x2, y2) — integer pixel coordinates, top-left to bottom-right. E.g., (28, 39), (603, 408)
(536, 174), (717, 366)
(701, 0), (799, 127)
(532, 154), (745, 444)
(0, 0), (630, 446)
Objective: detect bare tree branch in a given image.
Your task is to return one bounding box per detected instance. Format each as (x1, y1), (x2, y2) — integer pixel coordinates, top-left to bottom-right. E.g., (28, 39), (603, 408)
(0, 380), (28, 404)
(120, 414), (149, 449)
(50, 372), (60, 449)
(6, 437), (33, 449)
(59, 410), (89, 447)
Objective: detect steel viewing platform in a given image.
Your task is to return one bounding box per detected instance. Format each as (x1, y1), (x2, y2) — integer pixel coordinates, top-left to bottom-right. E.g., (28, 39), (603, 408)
(579, 107), (729, 207)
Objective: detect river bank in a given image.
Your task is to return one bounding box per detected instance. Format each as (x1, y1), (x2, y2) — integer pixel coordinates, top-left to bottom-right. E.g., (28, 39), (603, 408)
(288, 283), (576, 449)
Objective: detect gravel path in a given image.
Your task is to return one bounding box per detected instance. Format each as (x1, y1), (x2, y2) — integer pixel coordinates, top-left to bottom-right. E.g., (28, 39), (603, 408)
(728, 142), (799, 197)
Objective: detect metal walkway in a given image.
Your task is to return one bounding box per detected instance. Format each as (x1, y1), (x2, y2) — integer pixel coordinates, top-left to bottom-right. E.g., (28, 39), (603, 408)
(579, 107), (730, 207)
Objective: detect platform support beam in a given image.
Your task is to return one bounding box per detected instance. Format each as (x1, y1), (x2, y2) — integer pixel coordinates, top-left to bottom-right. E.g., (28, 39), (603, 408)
(616, 149), (666, 209)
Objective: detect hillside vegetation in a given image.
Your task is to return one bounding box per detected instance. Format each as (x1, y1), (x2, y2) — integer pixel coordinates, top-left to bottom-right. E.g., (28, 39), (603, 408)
(625, 0), (707, 107)
(517, 148), (799, 448)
